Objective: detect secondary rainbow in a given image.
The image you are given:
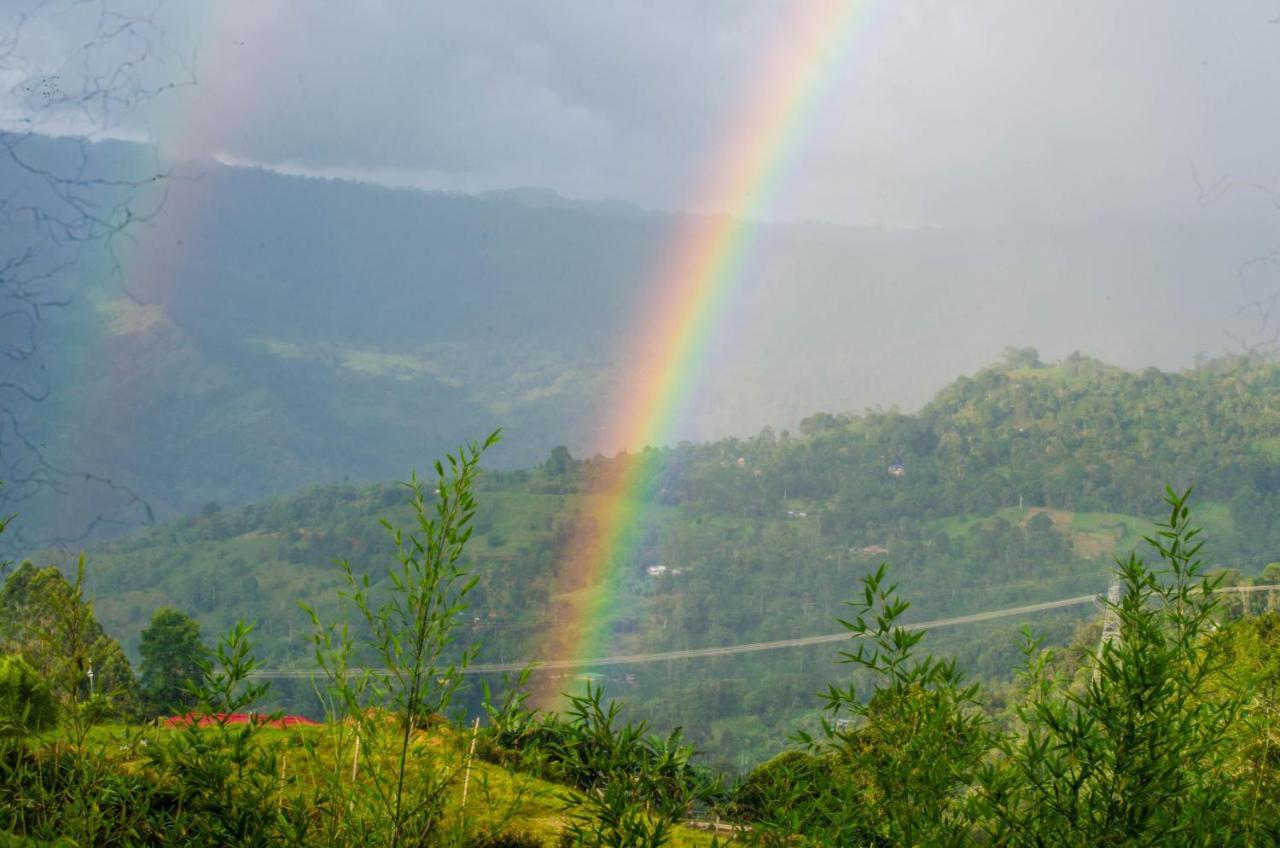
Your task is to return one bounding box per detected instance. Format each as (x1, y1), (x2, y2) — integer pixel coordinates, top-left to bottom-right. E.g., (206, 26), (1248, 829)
(40, 0), (275, 543)
(539, 1), (879, 680)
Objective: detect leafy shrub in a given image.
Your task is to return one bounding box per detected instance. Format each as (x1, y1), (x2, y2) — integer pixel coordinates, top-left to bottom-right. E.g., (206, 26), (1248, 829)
(0, 655), (57, 738)
(479, 677), (718, 847)
(731, 749), (829, 822)
(978, 487), (1250, 845)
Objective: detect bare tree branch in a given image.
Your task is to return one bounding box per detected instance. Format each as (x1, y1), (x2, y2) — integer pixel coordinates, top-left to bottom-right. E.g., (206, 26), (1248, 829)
(0, 0), (191, 554)
(1192, 163), (1280, 358)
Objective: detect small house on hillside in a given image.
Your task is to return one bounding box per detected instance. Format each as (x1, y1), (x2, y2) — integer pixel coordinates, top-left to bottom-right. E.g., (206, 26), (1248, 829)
(887, 463), (906, 477)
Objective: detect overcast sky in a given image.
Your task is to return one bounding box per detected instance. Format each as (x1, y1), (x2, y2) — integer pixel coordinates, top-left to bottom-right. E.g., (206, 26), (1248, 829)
(4, 0), (1280, 227)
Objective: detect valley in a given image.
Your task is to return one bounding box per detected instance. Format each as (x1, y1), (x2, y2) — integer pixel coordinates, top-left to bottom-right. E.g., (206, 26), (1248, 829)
(8, 136), (1275, 552)
(32, 350), (1279, 770)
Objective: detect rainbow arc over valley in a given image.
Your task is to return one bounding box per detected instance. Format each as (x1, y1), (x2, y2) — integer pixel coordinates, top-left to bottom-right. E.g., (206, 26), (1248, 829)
(536, 0), (880, 690)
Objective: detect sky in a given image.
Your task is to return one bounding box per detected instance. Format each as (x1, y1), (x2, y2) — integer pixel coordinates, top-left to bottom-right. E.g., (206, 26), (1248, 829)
(3, 0), (1279, 228)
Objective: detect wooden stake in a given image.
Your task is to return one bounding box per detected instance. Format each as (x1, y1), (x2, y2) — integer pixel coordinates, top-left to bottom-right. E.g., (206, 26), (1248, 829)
(351, 733), (361, 784)
(278, 753), (288, 812)
(461, 716), (481, 813)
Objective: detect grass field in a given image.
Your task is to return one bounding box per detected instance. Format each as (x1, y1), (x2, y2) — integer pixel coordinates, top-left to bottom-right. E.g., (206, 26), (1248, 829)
(28, 720), (722, 846)
(1257, 436), (1280, 461)
(926, 503), (1242, 566)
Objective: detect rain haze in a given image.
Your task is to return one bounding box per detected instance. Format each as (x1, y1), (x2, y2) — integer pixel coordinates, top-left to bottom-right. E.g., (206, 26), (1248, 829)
(6, 3), (1280, 834)
(8, 0), (1276, 225)
(3, 0), (1279, 544)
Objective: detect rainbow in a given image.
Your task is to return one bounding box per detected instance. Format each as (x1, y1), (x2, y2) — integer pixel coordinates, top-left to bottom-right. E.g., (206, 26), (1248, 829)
(537, 1), (879, 689)
(32, 138), (186, 544)
(39, 3), (267, 543)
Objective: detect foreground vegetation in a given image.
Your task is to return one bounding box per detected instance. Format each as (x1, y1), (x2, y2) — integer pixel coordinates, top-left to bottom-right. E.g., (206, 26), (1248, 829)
(40, 351), (1279, 767)
(5, 422), (1280, 844)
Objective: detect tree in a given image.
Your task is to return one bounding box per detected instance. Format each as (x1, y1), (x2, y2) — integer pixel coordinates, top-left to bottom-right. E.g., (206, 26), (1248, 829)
(138, 607), (207, 715)
(0, 560), (138, 719)
(1000, 346), (1043, 370)
(545, 445), (573, 477)
(799, 411), (841, 437)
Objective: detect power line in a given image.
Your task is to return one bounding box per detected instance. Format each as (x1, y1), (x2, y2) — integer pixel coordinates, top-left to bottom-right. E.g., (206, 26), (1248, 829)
(247, 583), (1280, 680)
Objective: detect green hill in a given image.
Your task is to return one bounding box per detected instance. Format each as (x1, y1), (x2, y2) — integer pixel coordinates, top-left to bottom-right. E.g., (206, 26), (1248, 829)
(27, 351), (1278, 769)
(10, 135), (1276, 552)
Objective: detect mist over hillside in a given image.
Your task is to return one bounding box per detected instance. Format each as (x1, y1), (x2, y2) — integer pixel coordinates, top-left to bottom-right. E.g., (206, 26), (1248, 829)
(14, 135), (1276, 550)
(8, 3), (1280, 840)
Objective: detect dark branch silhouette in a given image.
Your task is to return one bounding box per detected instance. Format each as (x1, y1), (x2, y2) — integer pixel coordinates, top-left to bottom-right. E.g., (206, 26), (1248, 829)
(1191, 165), (1280, 358)
(0, 0), (191, 554)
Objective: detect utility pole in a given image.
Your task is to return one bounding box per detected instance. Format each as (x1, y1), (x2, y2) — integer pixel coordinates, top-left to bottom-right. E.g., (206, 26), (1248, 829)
(1094, 577), (1123, 682)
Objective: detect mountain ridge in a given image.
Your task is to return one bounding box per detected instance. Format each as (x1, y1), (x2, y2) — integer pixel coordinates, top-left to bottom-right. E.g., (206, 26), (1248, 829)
(9, 134), (1276, 551)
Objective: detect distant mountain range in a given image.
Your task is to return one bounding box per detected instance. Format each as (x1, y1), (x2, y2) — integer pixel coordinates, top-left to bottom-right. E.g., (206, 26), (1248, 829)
(8, 134), (1276, 550)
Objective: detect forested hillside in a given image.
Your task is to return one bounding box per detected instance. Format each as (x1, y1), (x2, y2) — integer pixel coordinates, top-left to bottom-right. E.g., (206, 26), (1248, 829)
(8, 2), (1280, 842)
(35, 350), (1279, 768)
(6, 423), (1280, 846)
(13, 135), (1274, 551)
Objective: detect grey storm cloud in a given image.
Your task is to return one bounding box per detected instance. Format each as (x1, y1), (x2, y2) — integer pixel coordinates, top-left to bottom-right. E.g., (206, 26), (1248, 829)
(5, 0), (1280, 225)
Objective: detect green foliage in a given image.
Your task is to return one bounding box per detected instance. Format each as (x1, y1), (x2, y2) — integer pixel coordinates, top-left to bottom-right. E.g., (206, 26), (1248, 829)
(1001, 345), (1045, 370)
(3, 557), (139, 732)
(0, 559), (140, 724)
(0, 555), (158, 844)
(0, 497), (58, 743)
(726, 490), (1276, 845)
(784, 563), (989, 846)
(139, 607), (208, 715)
(3, 620), (295, 846)
(1, 440), (571, 848)
(6, 352), (1280, 833)
(478, 680), (715, 848)
(465, 831), (547, 848)
(551, 684), (713, 848)
(0, 655), (56, 738)
(143, 621), (298, 847)
(7, 463), (1280, 844)
(36, 357), (1276, 775)
(304, 430), (502, 848)
(544, 446), (574, 478)
(1218, 611), (1280, 843)
(729, 749), (828, 823)
(978, 488), (1244, 845)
